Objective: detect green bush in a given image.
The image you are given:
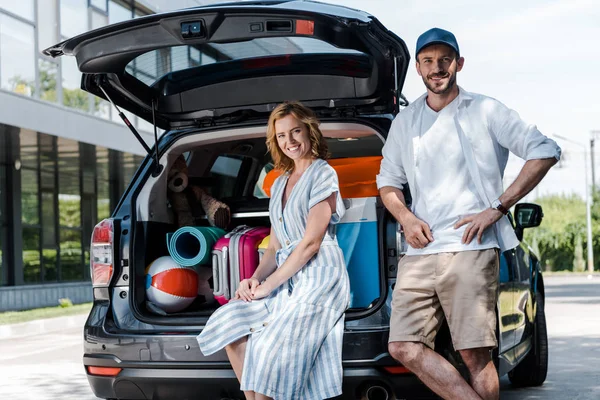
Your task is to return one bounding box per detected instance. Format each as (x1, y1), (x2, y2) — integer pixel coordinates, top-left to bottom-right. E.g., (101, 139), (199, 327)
(58, 298), (73, 308)
(524, 189), (600, 272)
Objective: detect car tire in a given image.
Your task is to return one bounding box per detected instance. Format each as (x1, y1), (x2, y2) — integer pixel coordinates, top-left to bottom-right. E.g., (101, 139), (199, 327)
(508, 291), (548, 387)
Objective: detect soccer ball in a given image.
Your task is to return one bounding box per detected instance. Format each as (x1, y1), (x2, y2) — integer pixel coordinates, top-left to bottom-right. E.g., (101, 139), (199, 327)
(145, 256), (198, 313)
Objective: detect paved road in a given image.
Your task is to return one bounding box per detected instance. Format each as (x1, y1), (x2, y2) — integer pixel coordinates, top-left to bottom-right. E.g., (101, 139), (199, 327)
(499, 275), (600, 400)
(0, 275), (598, 399)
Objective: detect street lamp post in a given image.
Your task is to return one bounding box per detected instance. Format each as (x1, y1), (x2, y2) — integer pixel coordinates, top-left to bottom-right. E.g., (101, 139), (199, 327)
(554, 134), (594, 274)
(592, 130), (600, 192)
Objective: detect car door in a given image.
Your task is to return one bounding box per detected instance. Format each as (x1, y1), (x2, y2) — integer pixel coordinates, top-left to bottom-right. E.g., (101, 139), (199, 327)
(512, 244), (533, 346)
(498, 249), (517, 353)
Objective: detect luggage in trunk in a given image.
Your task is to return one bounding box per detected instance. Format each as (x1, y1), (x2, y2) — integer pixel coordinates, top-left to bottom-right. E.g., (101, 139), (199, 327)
(337, 197), (381, 308)
(212, 226), (270, 305)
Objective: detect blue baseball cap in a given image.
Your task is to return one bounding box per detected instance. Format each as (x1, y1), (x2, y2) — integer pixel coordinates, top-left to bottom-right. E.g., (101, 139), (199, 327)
(416, 28), (460, 57)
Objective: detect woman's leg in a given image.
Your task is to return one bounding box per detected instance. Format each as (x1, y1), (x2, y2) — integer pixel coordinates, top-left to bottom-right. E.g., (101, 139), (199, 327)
(254, 393), (273, 400)
(224, 336), (255, 400)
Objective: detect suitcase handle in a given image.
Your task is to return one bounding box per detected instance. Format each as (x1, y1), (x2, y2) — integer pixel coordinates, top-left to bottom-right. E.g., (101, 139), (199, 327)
(225, 225), (251, 238)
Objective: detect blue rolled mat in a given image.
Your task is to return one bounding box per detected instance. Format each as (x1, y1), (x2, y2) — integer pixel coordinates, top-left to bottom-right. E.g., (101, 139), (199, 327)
(166, 226), (226, 267)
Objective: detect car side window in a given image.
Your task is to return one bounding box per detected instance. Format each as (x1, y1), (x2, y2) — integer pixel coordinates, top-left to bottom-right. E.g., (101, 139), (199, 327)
(253, 163), (274, 199)
(208, 155), (244, 199)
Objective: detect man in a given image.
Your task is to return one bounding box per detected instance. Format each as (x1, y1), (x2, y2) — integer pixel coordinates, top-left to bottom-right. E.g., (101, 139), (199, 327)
(377, 28), (561, 400)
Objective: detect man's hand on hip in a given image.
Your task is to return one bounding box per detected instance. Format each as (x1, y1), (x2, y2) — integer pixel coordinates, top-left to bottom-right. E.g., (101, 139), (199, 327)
(455, 209), (503, 244)
(401, 211), (434, 249)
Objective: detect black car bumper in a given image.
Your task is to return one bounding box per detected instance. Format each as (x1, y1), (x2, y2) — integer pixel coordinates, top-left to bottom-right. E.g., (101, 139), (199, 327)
(86, 363), (435, 400)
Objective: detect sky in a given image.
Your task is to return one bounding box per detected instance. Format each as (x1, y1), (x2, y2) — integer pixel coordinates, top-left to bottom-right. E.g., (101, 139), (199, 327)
(321, 0), (600, 200)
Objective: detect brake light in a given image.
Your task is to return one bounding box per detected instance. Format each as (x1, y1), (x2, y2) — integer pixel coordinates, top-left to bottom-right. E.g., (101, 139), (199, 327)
(87, 366), (122, 377)
(295, 19), (314, 35)
(242, 55), (291, 70)
(382, 366), (411, 375)
(91, 219), (114, 287)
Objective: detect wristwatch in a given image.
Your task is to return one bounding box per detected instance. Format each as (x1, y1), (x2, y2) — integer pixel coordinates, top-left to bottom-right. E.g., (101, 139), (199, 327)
(491, 199), (509, 215)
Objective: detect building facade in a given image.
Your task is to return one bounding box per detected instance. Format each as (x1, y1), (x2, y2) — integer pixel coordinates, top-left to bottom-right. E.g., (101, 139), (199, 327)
(0, 0), (211, 311)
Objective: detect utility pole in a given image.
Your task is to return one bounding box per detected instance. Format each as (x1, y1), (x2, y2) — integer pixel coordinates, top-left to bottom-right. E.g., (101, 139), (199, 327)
(592, 130), (600, 192)
(592, 136), (596, 192)
(554, 134), (594, 274)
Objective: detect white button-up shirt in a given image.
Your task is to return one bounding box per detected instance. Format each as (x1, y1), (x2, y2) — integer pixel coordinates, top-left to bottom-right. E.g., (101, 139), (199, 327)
(377, 88), (561, 252)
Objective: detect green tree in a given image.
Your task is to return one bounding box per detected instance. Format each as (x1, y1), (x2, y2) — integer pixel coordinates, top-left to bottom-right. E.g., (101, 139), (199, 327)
(524, 192), (599, 271)
(9, 61), (100, 112)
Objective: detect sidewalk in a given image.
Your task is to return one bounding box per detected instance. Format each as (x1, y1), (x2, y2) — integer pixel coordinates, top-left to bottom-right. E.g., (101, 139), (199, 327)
(0, 313), (88, 340)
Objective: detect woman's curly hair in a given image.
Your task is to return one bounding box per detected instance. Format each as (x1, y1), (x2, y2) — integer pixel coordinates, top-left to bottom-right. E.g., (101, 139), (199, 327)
(266, 101), (329, 173)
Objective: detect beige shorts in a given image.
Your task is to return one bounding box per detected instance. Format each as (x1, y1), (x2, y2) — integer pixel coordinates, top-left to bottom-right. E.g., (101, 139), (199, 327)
(389, 249), (499, 351)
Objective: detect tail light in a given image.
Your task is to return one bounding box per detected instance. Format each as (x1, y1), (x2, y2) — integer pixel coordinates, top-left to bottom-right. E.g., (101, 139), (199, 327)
(382, 366), (411, 375)
(87, 366), (122, 377)
(91, 219), (114, 287)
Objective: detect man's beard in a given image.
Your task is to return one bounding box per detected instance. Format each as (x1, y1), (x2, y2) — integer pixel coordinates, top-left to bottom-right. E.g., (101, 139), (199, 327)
(423, 71), (456, 95)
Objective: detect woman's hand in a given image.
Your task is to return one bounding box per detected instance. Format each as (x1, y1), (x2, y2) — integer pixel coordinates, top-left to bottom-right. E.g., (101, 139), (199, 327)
(251, 280), (275, 300)
(235, 277), (260, 302)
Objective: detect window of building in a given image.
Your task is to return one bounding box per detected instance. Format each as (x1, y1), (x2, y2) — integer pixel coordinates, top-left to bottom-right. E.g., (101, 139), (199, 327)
(122, 153), (144, 194)
(96, 146), (110, 221)
(57, 137), (81, 228)
(61, 56), (89, 111)
(11, 126), (140, 286)
(19, 131), (89, 283)
(90, 6), (112, 119)
(0, 0), (34, 21)
(0, 14), (35, 96)
(136, 117), (156, 134)
(57, 137), (84, 281)
(134, 6), (149, 19)
(0, 163), (5, 286)
(39, 134), (58, 283)
(91, 9), (108, 29)
(38, 59), (59, 103)
(81, 143), (96, 275)
(37, 0), (58, 52)
(90, 0), (108, 13)
(20, 130), (41, 283)
(60, 0), (88, 38)
(109, 0), (132, 24)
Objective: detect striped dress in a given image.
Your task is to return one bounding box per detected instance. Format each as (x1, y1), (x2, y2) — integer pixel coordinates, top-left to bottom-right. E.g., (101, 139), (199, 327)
(197, 159), (350, 400)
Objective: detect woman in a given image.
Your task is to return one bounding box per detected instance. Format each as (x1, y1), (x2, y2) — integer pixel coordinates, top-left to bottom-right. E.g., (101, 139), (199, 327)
(197, 101), (350, 400)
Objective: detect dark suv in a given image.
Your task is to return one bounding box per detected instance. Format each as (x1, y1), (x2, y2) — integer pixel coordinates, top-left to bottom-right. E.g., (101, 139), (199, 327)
(44, 1), (548, 399)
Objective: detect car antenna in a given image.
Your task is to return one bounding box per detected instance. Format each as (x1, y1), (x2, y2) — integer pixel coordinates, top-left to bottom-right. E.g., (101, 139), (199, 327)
(98, 84), (163, 176)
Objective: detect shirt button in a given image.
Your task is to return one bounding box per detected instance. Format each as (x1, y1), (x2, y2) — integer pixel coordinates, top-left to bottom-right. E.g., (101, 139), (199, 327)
(286, 240), (290, 245)
(249, 328), (255, 333)
(279, 217), (282, 222)
(263, 322), (269, 327)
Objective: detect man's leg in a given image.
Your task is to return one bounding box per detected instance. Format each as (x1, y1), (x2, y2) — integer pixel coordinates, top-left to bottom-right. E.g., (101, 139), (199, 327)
(436, 249), (500, 400)
(459, 347), (499, 400)
(389, 341), (482, 400)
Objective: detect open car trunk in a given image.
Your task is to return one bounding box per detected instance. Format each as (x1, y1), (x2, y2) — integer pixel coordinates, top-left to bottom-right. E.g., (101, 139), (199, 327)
(43, 0), (409, 130)
(44, 1), (411, 328)
(127, 121), (394, 326)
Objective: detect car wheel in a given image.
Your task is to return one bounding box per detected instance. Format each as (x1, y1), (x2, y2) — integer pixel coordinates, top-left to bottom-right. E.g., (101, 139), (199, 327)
(508, 291), (548, 387)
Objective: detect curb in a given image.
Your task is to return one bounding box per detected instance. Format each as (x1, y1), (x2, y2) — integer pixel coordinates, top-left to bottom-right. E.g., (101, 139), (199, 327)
(0, 313), (88, 340)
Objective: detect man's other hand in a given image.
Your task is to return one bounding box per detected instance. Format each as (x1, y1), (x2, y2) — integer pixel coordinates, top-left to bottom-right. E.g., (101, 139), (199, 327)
(401, 212), (434, 249)
(455, 208), (503, 244)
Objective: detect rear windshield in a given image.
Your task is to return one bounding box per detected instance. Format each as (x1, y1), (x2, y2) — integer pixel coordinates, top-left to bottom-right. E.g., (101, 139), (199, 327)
(126, 37), (363, 87)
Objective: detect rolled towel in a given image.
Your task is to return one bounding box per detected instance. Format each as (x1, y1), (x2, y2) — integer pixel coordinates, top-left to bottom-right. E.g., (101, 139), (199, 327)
(167, 226), (226, 267)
